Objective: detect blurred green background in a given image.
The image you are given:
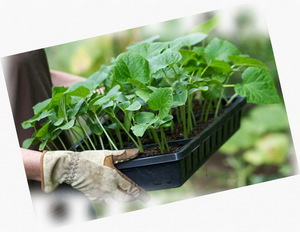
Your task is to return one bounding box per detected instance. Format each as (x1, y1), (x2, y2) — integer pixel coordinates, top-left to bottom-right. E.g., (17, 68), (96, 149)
(45, 6), (298, 218)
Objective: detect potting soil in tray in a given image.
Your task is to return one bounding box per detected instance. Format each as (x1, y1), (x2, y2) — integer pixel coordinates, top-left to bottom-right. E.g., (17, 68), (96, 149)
(115, 96), (246, 191)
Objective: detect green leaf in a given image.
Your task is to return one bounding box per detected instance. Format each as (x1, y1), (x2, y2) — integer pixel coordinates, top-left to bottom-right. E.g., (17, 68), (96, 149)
(60, 119), (75, 130)
(67, 80), (98, 93)
(39, 140), (48, 151)
(22, 138), (36, 149)
(126, 101), (141, 111)
(54, 118), (64, 126)
(209, 60), (233, 74)
(135, 89), (152, 102)
(52, 86), (68, 97)
(89, 123), (103, 135)
(113, 52), (150, 84)
(128, 42), (169, 59)
(118, 101), (131, 112)
(205, 38), (240, 62)
(202, 80), (223, 100)
(127, 79), (148, 89)
(147, 88), (173, 119)
(170, 33), (207, 49)
(33, 98), (51, 115)
(134, 112), (156, 124)
(69, 98), (86, 118)
(106, 85), (121, 97)
(148, 49), (182, 74)
(229, 55), (266, 68)
(131, 123), (149, 137)
(36, 122), (51, 138)
(235, 67), (280, 105)
(172, 90), (188, 108)
(179, 49), (197, 66)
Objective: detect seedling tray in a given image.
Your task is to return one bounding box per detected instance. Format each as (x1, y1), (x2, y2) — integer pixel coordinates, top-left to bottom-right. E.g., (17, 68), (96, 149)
(115, 97), (246, 191)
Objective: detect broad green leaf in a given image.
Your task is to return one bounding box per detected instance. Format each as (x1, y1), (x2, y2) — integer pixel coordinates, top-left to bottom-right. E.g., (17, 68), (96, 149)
(209, 60), (233, 74)
(54, 118), (64, 126)
(67, 80), (97, 93)
(60, 119), (75, 130)
(39, 140), (48, 151)
(172, 90), (188, 108)
(147, 88), (173, 119)
(127, 79), (148, 89)
(66, 86), (90, 98)
(36, 122), (50, 138)
(235, 67), (280, 105)
(94, 85), (121, 106)
(147, 86), (158, 92)
(135, 89), (152, 102)
(212, 74), (227, 83)
(229, 55), (266, 68)
(126, 101), (141, 111)
(113, 52), (150, 84)
(69, 98), (85, 117)
(106, 85), (121, 97)
(148, 50), (182, 74)
(131, 123), (149, 137)
(128, 42), (169, 59)
(89, 123), (103, 135)
(170, 33), (207, 49)
(22, 138), (36, 149)
(153, 115), (173, 128)
(188, 86), (209, 95)
(52, 86), (68, 97)
(118, 101), (130, 112)
(33, 98), (51, 115)
(179, 49), (198, 66)
(134, 112), (156, 124)
(202, 80), (223, 100)
(102, 100), (114, 110)
(205, 38), (240, 62)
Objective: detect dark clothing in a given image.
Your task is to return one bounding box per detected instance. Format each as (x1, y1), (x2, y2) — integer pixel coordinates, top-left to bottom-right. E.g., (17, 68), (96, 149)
(1, 49), (53, 150)
(1, 49), (72, 150)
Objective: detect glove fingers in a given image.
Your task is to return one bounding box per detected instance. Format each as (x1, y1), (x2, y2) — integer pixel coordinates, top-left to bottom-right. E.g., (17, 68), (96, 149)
(115, 168), (150, 203)
(112, 148), (139, 164)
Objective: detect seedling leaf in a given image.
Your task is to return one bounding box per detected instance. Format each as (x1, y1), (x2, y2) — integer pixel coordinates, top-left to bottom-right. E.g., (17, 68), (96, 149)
(114, 52), (150, 84)
(235, 67), (281, 104)
(147, 88), (173, 119)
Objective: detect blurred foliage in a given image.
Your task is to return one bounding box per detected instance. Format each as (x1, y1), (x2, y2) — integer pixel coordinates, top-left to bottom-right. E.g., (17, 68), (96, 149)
(44, 8), (297, 219)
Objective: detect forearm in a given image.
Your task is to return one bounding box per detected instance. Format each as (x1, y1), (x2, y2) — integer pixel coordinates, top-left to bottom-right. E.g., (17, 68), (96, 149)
(50, 70), (86, 87)
(21, 148), (42, 181)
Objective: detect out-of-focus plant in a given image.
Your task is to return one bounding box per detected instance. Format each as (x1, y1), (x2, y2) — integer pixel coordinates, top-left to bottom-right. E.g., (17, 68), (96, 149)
(220, 104), (294, 187)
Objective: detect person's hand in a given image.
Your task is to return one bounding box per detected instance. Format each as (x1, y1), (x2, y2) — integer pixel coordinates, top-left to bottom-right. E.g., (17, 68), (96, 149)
(41, 149), (149, 205)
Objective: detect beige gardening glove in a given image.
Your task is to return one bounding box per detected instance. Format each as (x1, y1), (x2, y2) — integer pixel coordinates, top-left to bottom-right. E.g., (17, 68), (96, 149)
(40, 149), (150, 205)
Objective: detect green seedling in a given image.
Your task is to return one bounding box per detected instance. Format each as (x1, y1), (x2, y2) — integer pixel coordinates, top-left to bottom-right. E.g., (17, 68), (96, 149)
(22, 30), (280, 154)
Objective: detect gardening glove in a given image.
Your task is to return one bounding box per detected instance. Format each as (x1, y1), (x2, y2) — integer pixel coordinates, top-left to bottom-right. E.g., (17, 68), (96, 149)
(40, 149), (150, 205)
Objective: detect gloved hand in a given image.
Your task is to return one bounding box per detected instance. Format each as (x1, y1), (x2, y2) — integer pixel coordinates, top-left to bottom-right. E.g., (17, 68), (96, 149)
(40, 149), (150, 205)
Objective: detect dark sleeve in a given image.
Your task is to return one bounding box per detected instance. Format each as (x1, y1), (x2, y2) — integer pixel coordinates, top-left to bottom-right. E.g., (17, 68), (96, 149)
(1, 49), (53, 150)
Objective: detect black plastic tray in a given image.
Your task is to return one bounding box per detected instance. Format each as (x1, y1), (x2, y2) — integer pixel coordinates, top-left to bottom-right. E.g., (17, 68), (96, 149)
(115, 97), (247, 191)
